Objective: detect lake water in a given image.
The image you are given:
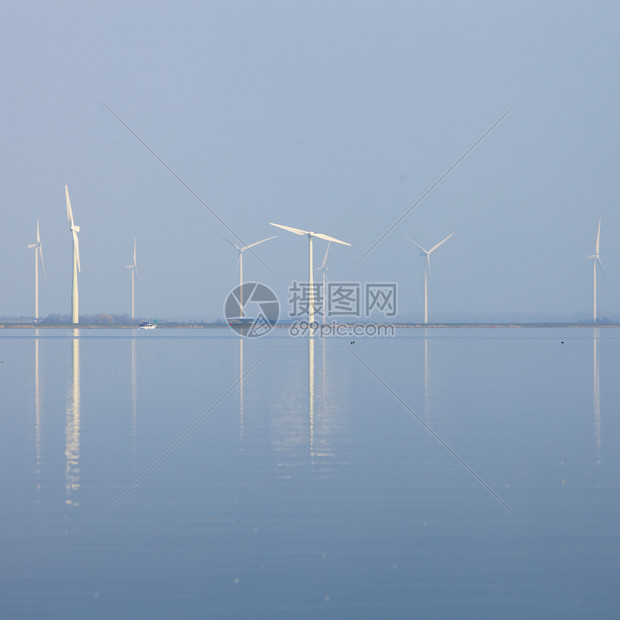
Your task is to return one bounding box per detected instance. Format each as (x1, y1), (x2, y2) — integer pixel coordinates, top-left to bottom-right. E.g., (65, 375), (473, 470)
(1, 327), (619, 618)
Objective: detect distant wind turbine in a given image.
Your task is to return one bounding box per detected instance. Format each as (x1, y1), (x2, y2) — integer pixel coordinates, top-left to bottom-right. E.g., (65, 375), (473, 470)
(229, 235), (277, 317)
(66, 185), (81, 324)
(27, 219), (46, 321)
(405, 232), (454, 324)
(587, 220), (603, 323)
(270, 223), (351, 325)
(126, 238), (138, 320)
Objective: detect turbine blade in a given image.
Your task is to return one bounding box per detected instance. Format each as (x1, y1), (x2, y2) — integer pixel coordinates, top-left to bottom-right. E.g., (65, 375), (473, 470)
(429, 232), (455, 254)
(270, 222), (310, 236)
(221, 235), (239, 250)
(73, 231), (81, 272)
(404, 236), (428, 254)
(596, 220), (601, 256)
(28, 243), (37, 249)
(36, 219), (40, 243)
(321, 242), (331, 269)
(597, 257), (608, 282)
(313, 232), (351, 246)
(243, 235), (278, 250)
(65, 185), (74, 226)
(133, 238), (137, 265)
(39, 246), (47, 280)
(427, 254), (432, 281)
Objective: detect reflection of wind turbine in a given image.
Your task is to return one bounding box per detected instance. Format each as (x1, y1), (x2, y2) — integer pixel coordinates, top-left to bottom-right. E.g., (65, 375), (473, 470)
(239, 338), (245, 451)
(126, 238), (138, 320)
(587, 220), (603, 323)
(28, 220), (46, 322)
(34, 329), (42, 488)
(405, 232), (454, 324)
(230, 236), (277, 317)
(131, 337), (137, 452)
(424, 328), (430, 422)
(65, 329), (81, 506)
(66, 186), (81, 324)
(309, 336), (315, 461)
(593, 328), (601, 463)
(270, 223), (351, 325)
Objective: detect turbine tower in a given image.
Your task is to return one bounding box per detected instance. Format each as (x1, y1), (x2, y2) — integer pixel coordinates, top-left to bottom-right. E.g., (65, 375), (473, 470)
(27, 219), (46, 321)
(126, 238), (138, 320)
(270, 223), (351, 325)
(405, 232), (454, 324)
(316, 242), (331, 323)
(65, 185), (81, 324)
(230, 236), (277, 317)
(587, 220), (603, 323)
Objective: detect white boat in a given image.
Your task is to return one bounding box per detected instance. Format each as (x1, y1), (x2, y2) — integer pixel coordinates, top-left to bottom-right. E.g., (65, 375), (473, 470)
(139, 318), (158, 330)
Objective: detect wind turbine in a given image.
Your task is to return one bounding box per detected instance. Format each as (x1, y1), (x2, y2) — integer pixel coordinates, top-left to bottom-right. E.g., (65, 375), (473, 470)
(230, 235), (277, 317)
(126, 238), (138, 320)
(66, 185), (81, 324)
(315, 242), (331, 323)
(27, 219), (46, 321)
(270, 223), (351, 325)
(405, 232), (454, 324)
(587, 220), (603, 323)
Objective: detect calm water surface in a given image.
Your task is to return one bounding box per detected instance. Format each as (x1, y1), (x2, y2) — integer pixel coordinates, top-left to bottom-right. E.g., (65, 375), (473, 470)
(1, 328), (619, 618)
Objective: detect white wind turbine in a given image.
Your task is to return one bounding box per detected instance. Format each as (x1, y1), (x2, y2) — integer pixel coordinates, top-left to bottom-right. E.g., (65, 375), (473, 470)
(27, 219), (46, 321)
(587, 220), (603, 323)
(270, 223), (351, 325)
(126, 238), (138, 320)
(230, 236), (277, 317)
(405, 232), (454, 324)
(65, 185), (81, 324)
(315, 242), (331, 323)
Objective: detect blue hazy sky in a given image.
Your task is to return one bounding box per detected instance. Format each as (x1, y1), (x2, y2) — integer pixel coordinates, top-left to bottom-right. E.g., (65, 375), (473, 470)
(2, 1), (619, 321)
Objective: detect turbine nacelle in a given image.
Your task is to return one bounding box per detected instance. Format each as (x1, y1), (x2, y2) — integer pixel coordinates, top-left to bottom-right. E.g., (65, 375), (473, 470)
(589, 220), (603, 323)
(270, 223), (351, 247)
(28, 219), (47, 280)
(236, 234), (278, 255)
(65, 186), (81, 273)
(404, 231), (454, 323)
(228, 235), (277, 276)
(270, 223), (351, 324)
(587, 220), (604, 272)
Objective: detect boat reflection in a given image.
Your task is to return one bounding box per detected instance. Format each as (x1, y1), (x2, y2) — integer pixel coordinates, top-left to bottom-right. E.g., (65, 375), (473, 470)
(65, 329), (81, 506)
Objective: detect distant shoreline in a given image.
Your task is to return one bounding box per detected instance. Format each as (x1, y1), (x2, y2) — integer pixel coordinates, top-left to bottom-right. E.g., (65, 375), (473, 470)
(0, 322), (618, 330)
